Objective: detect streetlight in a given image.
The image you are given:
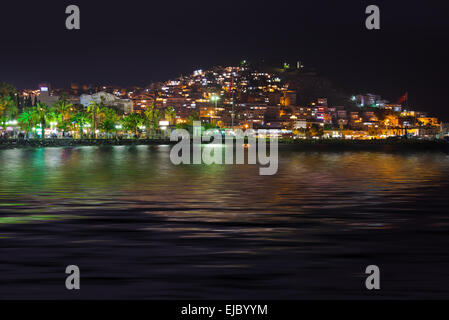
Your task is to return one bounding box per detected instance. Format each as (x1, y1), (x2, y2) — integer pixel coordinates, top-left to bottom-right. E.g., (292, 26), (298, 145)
(210, 94), (220, 124)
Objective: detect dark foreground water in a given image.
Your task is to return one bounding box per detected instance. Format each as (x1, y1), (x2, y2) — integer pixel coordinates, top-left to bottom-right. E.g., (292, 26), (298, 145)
(0, 145), (449, 299)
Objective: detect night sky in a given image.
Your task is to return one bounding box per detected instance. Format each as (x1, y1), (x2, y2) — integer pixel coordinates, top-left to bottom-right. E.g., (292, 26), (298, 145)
(1, 0), (448, 119)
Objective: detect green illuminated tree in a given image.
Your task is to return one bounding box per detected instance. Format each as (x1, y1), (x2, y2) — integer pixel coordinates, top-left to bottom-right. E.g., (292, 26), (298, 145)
(164, 107), (176, 125)
(188, 112), (200, 122)
(17, 107), (38, 137)
(29, 103), (50, 139)
(87, 98), (106, 138)
(306, 124), (324, 138)
(87, 101), (100, 138)
(121, 113), (143, 138)
(0, 82), (18, 99)
(143, 104), (161, 138)
(0, 95), (18, 132)
(33, 103), (50, 138)
(53, 98), (74, 122)
(100, 107), (119, 138)
(71, 111), (90, 139)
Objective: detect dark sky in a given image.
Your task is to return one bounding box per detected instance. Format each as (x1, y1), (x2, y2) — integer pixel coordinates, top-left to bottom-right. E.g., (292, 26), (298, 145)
(1, 0), (449, 119)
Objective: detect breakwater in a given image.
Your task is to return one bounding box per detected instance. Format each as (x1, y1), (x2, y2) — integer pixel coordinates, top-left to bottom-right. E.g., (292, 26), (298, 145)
(0, 138), (447, 152)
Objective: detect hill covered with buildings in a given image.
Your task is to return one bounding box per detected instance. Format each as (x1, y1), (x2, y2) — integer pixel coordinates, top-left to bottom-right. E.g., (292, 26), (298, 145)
(1, 60), (446, 140)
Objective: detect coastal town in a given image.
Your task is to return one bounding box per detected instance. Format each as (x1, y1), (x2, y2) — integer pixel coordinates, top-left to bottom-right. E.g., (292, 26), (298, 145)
(1, 60), (447, 141)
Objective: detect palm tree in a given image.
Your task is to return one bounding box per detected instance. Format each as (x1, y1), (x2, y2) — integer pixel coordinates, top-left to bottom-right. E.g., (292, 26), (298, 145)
(71, 111), (90, 139)
(17, 107), (38, 137)
(46, 108), (63, 137)
(87, 100), (105, 138)
(54, 99), (72, 118)
(32, 103), (49, 139)
(53, 98), (74, 134)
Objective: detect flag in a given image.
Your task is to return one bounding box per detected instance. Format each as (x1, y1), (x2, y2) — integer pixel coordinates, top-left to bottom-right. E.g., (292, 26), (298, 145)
(398, 92), (408, 104)
(228, 77), (233, 94)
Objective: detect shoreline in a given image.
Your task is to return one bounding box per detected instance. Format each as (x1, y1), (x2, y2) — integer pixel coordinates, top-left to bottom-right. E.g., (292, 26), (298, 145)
(0, 138), (175, 149)
(0, 138), (448, 152)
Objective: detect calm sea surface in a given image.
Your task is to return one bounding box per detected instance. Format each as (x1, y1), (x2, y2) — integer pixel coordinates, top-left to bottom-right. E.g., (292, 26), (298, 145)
(0, 145), (449, 299)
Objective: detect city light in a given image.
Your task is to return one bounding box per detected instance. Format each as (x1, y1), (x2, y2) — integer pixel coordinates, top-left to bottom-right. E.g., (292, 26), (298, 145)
(0, 63), (444, 141)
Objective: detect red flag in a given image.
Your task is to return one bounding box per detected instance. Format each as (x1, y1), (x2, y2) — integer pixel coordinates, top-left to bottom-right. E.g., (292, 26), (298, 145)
(398, 92), (408, 104)
(228, 77), (233, 94)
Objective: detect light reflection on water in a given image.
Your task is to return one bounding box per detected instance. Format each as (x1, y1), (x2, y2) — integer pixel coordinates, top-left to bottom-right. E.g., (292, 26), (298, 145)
(0, 145), (449, 299)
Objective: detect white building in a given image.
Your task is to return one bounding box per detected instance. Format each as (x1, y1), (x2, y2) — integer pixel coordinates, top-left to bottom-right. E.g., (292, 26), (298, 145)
(80, 92), (133, 114)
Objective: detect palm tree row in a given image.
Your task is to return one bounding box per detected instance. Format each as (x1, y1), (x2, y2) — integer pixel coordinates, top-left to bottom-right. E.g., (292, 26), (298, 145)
(1, 95), (176, 139)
